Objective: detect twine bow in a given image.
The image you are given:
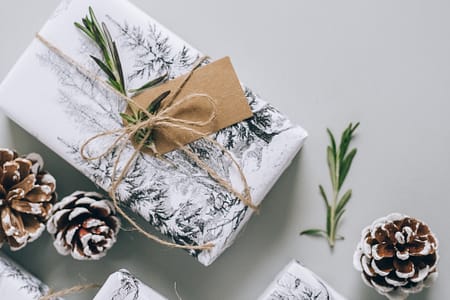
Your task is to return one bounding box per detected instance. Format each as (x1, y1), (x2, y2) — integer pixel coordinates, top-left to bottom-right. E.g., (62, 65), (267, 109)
(36, 33), (258, 251)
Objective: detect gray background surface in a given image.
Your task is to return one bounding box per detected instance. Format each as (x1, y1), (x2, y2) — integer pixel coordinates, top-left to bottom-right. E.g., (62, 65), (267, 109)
(0, 1), (448, 299)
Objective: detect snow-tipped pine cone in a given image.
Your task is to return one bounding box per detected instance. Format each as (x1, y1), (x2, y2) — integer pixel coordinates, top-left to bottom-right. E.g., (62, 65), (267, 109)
(0, 149), (56, 250)
(47, 191), (120, 260)
(353, 213), (438, 299)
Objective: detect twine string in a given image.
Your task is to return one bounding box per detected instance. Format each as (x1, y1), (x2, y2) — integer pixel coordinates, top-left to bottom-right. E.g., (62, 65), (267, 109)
(36, 33), (257, 252)
(39, 283), (101, 300)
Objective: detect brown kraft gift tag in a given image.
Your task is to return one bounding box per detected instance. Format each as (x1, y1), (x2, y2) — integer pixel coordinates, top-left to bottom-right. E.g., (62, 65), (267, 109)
(130, 57), (254, 154)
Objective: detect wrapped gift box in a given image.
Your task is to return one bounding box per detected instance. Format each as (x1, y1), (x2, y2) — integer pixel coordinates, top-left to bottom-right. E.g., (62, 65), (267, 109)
(258, 260), (346, 300)
(0, 253), (55, 300)
(0, 0), (307, 265)
(94, 269), (166, 300)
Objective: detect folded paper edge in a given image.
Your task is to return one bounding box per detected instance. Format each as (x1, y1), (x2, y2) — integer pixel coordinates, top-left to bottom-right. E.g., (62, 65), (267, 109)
(0, 252), (52, 299)
(200, 126), (308, 266)
(93, 269), (167, 300)
(257, 259), (347, 300)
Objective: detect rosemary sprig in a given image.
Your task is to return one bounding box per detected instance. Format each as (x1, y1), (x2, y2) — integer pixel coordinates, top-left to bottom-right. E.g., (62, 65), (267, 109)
(75, 7), (127, 94)
(75, 7), (169, 147)
(300, 122), (359, 248)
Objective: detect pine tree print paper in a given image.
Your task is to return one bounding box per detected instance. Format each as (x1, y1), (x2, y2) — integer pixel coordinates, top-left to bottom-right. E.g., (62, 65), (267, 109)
(0, 254), (56, 300)
(258, 260), (346, 300)
(93, 269), (166, 300)
(0, 0), (307, 265)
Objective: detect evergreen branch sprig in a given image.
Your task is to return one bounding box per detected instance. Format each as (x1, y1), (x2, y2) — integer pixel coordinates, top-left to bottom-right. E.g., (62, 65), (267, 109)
(75, 7), (127, 94)
(300, 122), (359, 248)
(75, 7), (169, 147)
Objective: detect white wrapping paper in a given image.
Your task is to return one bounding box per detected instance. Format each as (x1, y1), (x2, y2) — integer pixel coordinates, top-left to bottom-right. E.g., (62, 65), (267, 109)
(93, 269), (166, 300)
(0, 253), (54, 300)
(0, 0), (307, 265)
(258, 260), (346, 300)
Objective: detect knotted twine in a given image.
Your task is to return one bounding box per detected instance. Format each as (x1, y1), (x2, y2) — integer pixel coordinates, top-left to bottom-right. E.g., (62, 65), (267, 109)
(36, 33), (258, 252)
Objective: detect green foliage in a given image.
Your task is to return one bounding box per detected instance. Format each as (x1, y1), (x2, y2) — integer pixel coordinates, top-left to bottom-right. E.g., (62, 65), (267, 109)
(119, 91), (171, 146)
(300, 122), (359, 248)
(75, 7), (126, 94)
(75, 7), (170, 148)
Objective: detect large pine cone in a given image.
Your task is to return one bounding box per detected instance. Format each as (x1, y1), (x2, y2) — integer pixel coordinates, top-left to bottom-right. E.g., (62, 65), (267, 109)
(0, 149), (56, 250)
(47, 191), (120, 260)
(353, 213), (438, 299)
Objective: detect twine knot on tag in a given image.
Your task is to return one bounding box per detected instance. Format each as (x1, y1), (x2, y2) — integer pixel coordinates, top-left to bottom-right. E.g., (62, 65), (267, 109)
(80, 90), (217, 160)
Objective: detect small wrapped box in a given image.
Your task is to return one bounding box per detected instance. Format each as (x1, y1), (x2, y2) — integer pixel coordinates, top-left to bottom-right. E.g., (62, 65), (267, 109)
(258, 260), (346, 300)
(0, 0), (307, 265)
(0, 254), (53, 300)
(94, 269), (166, 300)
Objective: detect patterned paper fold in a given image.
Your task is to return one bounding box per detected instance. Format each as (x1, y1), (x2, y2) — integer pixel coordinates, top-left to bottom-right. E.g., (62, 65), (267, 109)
(258, 260), (346, 300)
(0, 254), (55, 300)
(0, 0), (307, 265)
(93, 269), (166, 300)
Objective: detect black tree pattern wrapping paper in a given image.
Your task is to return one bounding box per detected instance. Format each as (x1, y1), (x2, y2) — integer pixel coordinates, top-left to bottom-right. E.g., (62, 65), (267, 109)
(0, 253), (56, 300)
(258, 260), (346, 300)
(93, 269), (166, 300)
(0, 0), (307, 265)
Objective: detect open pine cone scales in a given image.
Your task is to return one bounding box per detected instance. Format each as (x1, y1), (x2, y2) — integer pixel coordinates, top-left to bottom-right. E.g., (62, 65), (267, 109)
(354, 213), (438, 299)
(0, 148), (56, 250)
(47, 191), (120, 260)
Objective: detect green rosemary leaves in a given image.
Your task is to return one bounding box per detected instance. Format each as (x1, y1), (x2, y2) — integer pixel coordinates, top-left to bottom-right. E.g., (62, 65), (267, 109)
(75, 7), (126, 94)
(301, 122), (359, 248)
(75, 7), (168, 148)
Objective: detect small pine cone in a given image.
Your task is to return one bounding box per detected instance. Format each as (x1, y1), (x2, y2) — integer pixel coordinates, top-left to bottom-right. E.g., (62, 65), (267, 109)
(47, 191), (120, 260)
(353, 213), (438, 299)
(0, 148), (56, 250)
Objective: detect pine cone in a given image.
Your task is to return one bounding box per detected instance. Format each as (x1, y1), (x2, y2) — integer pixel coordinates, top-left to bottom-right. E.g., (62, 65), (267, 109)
(0, 149), (56, 250)
(353, 213), (438, 299)
(47, 191), (120, 260)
